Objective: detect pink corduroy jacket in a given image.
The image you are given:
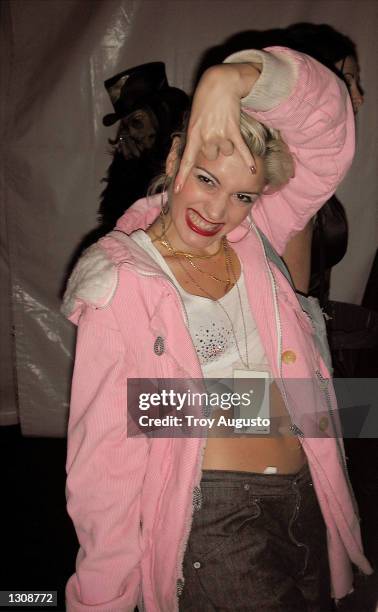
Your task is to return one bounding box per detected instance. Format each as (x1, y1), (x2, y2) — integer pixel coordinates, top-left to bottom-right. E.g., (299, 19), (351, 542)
(63, 48), (373, 611)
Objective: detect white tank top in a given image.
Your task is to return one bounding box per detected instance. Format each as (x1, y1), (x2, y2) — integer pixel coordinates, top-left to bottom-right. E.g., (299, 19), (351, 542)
(130, 230), (268, 378)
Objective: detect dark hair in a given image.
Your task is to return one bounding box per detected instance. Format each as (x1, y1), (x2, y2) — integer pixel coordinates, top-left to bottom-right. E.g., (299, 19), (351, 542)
(285, 23), (357, 72)
(193, 23), (358, 91)
(192, 28), (286, 88)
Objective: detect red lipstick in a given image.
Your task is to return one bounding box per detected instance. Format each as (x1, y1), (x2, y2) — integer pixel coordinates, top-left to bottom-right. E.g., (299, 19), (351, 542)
(185, 209), (223, 237)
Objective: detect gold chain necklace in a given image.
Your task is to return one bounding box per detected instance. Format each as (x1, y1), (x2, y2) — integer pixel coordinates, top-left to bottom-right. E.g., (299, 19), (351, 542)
(159, 237), (223, 260)
(160, 224), (250, 369)
(160, 236), (232, 288)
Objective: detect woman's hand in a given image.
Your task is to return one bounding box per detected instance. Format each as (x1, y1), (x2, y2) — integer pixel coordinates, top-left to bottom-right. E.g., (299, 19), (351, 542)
(174, 62), (262, 192)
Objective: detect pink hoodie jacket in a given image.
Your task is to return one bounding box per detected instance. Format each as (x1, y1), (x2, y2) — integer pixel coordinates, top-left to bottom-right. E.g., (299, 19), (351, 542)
(63, 48), (373, 611)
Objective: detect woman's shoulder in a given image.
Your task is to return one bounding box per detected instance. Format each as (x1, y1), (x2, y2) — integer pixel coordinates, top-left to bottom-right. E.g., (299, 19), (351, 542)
(61, 230), (161, 324)
(61, 238), (119, 323)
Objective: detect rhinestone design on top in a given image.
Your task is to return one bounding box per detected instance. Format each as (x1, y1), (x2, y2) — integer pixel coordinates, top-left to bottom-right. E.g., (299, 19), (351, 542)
(194, 321), (232, 365)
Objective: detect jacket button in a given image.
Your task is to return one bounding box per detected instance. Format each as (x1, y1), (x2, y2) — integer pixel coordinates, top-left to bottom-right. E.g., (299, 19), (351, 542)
(319, 416), (329, 432)
(193, 561), (201, 569)
(154, 336), (165, 356)
(282, 350), (296, 364)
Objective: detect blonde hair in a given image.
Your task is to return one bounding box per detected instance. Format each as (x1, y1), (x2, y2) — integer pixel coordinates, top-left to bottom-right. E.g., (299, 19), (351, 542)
(239, 112), (294, 189)
(148, 111), (294, 196)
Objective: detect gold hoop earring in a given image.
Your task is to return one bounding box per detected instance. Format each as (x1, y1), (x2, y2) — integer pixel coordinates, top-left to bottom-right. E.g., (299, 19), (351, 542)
(228, 213), (254, 244)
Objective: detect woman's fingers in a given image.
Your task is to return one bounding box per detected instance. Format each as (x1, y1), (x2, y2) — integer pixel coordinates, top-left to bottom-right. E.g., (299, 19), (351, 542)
(174, 144), (196, 193)
(202, 142), (220, 160)
(232, 132), (257, 172)
(218, 139), (234, 156)
(174, 131), (256, 192)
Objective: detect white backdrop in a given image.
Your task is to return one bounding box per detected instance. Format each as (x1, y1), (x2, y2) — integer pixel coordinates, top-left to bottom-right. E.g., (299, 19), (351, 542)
(1, 0), (377, 435)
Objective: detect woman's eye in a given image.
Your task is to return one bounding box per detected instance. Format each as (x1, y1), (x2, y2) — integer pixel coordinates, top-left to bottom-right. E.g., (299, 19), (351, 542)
(235, 193), (255, 205)
(197, 174), (214, 186)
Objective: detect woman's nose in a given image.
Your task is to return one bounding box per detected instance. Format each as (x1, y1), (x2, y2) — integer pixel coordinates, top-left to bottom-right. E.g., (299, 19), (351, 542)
(203, 194), (228, 221)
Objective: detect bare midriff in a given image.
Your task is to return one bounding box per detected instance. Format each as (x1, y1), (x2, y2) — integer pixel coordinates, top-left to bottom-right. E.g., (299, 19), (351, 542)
(202, 382), (307, 474)
(202, 436), (306, 474)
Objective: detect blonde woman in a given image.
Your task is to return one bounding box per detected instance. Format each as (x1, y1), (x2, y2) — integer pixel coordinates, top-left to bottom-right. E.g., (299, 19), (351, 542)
(63, 47), (371, 611)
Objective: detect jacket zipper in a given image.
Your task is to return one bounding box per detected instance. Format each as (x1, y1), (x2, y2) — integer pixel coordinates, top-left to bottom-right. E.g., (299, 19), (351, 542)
(254, 228), (361, 533)
(251, 224), (303, 435)
(254, 223), (359, 512)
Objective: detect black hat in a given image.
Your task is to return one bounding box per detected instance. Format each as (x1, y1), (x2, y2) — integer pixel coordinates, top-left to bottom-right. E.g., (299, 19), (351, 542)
(102, 62), (189, 133)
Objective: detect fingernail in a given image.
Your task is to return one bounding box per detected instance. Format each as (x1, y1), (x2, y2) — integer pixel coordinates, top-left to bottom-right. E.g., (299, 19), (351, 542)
(250, 165), (256, 175)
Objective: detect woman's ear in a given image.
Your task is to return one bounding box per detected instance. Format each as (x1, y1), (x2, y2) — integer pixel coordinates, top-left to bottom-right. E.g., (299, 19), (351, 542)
(165, 136), (181, 177)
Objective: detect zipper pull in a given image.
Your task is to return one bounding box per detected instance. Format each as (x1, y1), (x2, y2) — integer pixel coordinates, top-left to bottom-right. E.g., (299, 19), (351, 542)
(289, 424), (304, 437)
(315, 369), (329, 390)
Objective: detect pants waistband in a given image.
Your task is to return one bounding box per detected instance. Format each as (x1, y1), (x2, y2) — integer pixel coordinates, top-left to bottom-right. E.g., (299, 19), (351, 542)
(200, 462), (311, 494)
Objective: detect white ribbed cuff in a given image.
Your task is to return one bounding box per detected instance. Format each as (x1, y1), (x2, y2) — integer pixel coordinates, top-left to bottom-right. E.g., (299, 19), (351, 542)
(224, 49), (298, 111)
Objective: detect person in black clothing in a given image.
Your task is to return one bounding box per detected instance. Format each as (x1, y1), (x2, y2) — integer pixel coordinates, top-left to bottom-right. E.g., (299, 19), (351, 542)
(62, 63), (189, 288)
(99, 62), (189, 234)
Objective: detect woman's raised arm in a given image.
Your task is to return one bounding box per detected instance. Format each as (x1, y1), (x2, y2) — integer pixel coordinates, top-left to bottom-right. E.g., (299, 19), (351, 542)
(177, 47), (354, 254)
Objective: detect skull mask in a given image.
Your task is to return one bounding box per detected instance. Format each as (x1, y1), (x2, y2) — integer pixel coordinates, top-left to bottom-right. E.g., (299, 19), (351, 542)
(117, 108), (158, 160)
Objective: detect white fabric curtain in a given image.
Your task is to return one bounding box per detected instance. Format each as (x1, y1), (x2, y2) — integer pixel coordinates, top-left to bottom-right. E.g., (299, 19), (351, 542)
(1, 0), (377, 436)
